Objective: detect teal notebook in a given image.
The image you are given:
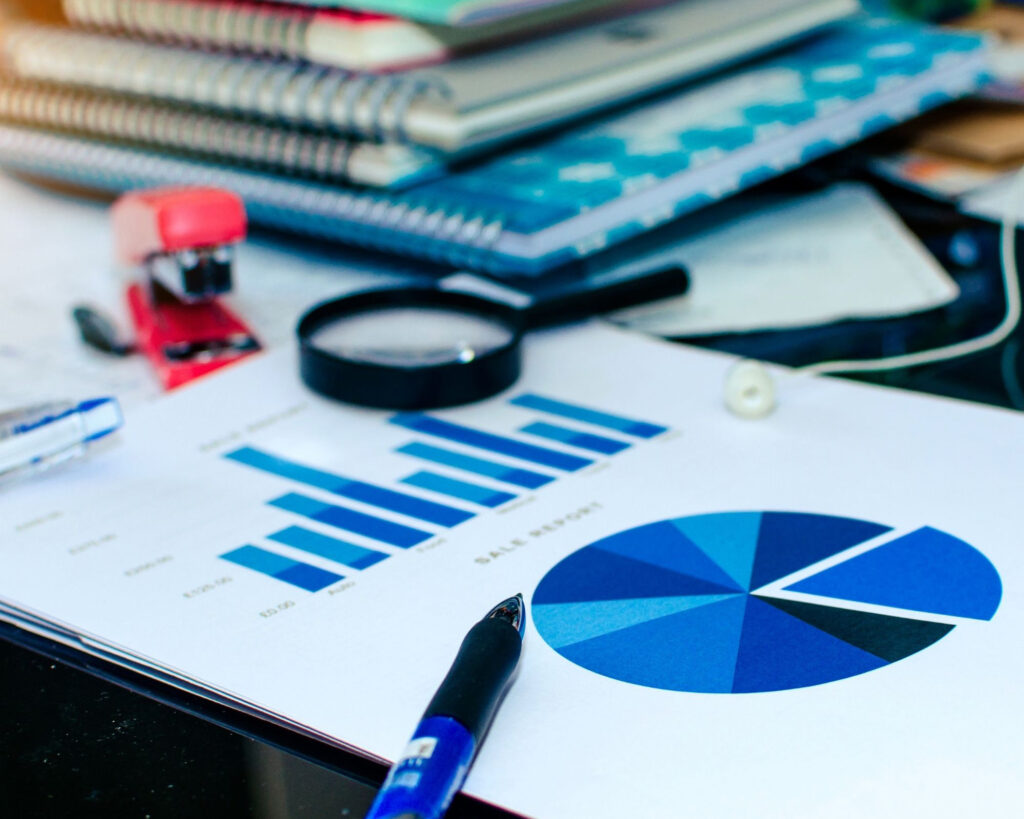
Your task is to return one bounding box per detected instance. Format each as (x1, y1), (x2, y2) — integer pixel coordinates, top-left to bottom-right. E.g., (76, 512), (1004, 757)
(0, 20), (988, 276)
(284, 0), (592, 26)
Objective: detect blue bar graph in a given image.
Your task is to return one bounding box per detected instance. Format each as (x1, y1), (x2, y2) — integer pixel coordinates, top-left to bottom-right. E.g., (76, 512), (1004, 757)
(520, 422), (630, 455)
(268, 526), (389, 570)
(396, 443), (553, 490)
(402, 472), (516, 508)
(221, 545), (343, 592)
(270, 493), (432, 549)
(226, 447), (472, 527)
(509, 394), (668, 438)
(390, 414), (592, 471)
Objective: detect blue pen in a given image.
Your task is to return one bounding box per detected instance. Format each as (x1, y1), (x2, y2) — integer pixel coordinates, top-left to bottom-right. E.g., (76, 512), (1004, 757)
(365, 594), (526, 819)
(0, 398), (123, 484)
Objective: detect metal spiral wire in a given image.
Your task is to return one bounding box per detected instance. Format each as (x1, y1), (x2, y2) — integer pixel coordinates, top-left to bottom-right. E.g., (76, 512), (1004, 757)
(0, 80), (376, 183)
(62, 0), (313, 58)
(2, 24), (445, 142)
(0, 126), (506, 270)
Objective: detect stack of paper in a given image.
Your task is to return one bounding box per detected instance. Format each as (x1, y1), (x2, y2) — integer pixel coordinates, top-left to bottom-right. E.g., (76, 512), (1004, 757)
(609, 184), (960, 337)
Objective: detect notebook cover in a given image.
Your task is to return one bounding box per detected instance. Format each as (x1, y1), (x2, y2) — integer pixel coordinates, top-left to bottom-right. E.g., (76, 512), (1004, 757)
(272, 0), (584, 26)
(0, 20), (989, 276)
(61, 0), (628, 71)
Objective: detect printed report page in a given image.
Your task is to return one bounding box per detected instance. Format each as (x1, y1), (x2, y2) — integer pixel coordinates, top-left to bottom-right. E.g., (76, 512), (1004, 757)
(0, 324), (1021, 819)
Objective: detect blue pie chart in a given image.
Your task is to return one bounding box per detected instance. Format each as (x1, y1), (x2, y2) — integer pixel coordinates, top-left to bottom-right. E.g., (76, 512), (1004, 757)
(532, 511), (1001, 693)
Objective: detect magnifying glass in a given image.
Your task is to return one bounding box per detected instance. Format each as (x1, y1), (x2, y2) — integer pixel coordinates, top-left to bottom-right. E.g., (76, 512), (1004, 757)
(297, 265), (688, 410)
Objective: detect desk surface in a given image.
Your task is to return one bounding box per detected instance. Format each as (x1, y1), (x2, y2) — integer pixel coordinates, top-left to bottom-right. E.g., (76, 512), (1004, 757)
(1, 623), (514, 819)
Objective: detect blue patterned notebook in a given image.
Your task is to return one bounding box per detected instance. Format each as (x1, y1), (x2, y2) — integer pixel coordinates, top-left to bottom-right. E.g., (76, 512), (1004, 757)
(0, 19), (987, 276)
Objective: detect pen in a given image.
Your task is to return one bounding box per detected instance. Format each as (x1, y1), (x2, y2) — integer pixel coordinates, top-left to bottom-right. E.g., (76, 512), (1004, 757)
(365, 594), (526, 819)
(0, 398), (123, 484)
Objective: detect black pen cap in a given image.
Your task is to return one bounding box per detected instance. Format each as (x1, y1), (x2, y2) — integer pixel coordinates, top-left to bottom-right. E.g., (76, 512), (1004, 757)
(424, 595), (525, 745)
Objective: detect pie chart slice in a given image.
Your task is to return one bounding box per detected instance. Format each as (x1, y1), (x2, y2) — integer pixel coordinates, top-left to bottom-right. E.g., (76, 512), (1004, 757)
(533, 594), (736, 649)
(786, 526), (1003, 620)
(731, 596), (888, 693)
(532, 511), (1001, 694)
(671, 512), (762, 590)
(747, 511), (891, 590)
(755, 596), (955, 663)
(532, 542), (739, 605)
(557, 596), (748, 693)
(593, 520), (743, 592)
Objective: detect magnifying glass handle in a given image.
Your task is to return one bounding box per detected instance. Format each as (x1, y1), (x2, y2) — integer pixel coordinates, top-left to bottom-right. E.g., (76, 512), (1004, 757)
(520, 264), (689, 330)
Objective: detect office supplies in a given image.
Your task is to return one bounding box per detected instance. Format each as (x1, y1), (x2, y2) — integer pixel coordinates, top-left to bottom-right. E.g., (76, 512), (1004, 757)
(0, 170), (412, 410)
(608, 184), (960, 338)
(3, 0), (856, 153)
(111, 188), (262, 389)
(297, 264), (686, 408)
(61, 0), (631, 71)
(0, 322), (1022, 818)
(0, 79), (441, 189)
(364, 594), (525, 819)
(0, 170), (682, 411)
(0, 397), (122, 483)
(0, 19), (987, 276)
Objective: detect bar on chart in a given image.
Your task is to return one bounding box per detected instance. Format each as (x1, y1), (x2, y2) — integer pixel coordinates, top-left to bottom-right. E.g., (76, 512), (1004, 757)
(509, 394), (668, 438)
(268, 526), (389, 570)
(226, 446), (473, 527)
(270, 493), (432, 548)
(520, 422), (630, 455)
(221, 544), (343, 592)
(390, 414), (592, 471)
(402, 471), (516, 508)
(396, 442), (554, 490)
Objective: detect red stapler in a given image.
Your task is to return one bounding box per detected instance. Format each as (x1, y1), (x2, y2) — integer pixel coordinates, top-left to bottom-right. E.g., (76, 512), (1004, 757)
(110, 187), (261, 389)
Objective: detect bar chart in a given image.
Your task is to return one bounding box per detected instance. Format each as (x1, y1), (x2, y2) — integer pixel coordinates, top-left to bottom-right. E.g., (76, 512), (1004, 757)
(219, 393), (669, 592)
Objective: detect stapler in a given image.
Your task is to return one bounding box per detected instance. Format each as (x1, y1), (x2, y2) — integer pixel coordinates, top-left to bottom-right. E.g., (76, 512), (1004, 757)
(103, 187), (261, 389)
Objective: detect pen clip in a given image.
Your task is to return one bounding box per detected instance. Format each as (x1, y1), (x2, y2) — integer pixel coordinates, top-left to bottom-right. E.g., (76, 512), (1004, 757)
(0, 402), (72, 440)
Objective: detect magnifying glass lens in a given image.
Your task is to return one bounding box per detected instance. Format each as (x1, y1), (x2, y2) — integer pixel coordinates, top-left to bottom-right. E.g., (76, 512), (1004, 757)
(307, 305), (517, 368)
(298, 289), (524, 409)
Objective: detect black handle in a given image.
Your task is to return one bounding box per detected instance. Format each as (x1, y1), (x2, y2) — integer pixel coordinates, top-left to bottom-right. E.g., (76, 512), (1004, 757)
(521, 263), (689, 330)
(71, 305), (135, 357)
(424, 617), (523, 744)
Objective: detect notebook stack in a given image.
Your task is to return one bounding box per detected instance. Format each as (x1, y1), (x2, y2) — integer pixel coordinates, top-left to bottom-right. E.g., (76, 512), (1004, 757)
(0, 0), (992, 276)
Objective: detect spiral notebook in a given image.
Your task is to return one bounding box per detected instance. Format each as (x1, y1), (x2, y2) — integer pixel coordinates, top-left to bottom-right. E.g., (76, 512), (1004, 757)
(61, 0), (632, 71)
(265, 0), (634, 26)
(0, 20), (988, 277)
(0, 79), (440, 189)
(4, 0), (856, 153)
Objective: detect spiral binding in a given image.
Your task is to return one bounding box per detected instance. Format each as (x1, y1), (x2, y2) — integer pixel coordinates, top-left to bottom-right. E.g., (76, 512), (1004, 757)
(2, 24), (448, 144)
(0, 79), (439, 187)
(0, 125), (507, 271)
(62, 0), (313, 58)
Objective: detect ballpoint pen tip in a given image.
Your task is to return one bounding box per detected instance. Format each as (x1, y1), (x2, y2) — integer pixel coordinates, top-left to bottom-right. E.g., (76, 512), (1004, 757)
(488, 595), (526, 634)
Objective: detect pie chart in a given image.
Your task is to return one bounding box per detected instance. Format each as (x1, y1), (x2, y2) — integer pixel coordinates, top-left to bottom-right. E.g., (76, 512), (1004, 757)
(532, 511), (1001, 693)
